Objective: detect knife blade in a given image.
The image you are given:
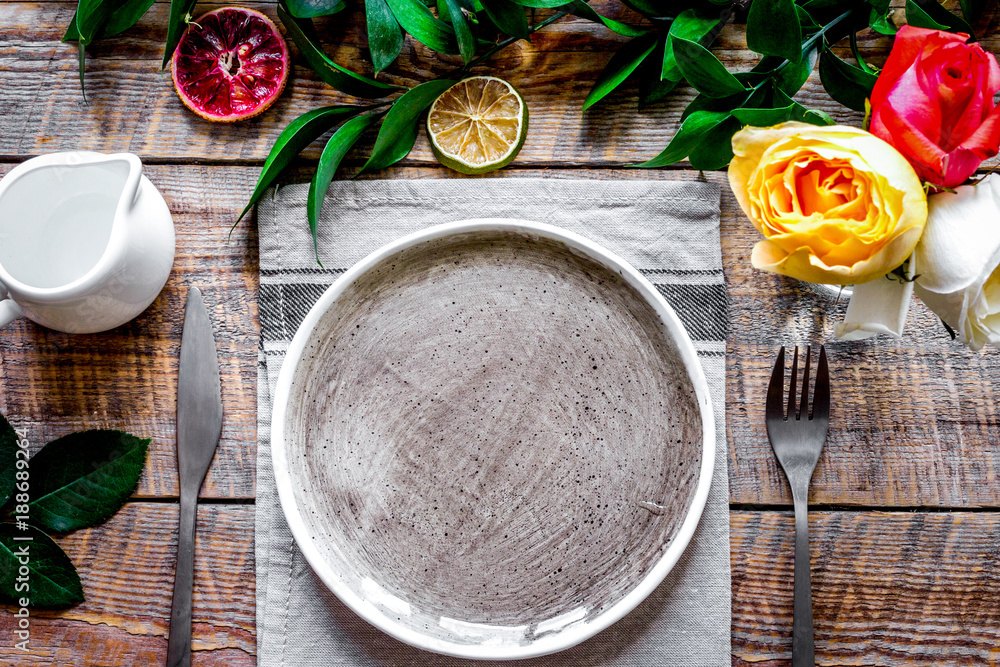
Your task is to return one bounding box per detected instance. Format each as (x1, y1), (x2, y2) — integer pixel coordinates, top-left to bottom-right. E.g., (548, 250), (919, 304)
(167, 286), (223, 667)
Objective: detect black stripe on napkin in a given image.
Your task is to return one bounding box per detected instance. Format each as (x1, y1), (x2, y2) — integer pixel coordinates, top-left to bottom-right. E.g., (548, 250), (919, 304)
(653, 283), (727, 342)
(259, 283), (330, 342)
(261, 282), (725, 344)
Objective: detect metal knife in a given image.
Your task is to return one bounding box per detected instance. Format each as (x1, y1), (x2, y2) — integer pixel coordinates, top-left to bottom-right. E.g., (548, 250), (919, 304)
(167, 286), (223, 667)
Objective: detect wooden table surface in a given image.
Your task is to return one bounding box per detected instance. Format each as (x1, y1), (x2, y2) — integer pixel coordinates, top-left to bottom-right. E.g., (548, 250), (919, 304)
(1, 1), (999, 665)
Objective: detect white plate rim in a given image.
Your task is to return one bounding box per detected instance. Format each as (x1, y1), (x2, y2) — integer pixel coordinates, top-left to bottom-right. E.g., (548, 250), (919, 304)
(270, 218), (716, 660)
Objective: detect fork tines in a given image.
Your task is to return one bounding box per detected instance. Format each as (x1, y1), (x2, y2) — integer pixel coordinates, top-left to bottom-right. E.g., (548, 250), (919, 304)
(766, 345), (829, 422)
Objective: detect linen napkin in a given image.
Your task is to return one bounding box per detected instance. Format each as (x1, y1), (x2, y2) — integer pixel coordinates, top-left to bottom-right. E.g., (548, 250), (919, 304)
(256, 178), (729, 666)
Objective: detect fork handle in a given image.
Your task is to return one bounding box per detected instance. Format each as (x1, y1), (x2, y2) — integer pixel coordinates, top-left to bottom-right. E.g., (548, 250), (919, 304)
(792, 487), (815, 667)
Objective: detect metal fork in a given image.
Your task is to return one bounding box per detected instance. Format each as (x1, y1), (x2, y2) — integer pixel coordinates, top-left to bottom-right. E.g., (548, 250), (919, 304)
(765, 345), (830, 667)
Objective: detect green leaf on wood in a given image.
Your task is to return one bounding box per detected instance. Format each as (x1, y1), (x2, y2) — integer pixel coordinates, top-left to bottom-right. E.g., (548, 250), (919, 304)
(906, 0), (973, 34)
(905, 0), (949, 30)
(0, 524), (83, 608)
(731, 104), (799, 126)
(688, 115), (741, 170)
(27, 430), (149, 533)
(582, 33), (658, 112)
(0, 415), (18, 508)
(868, 6), (897, 35)
(279, 5), (403, 98)
(747, 0), (802, 63)
(73, 0), (118, 99)
(385, 0), (460, 53)
(662, 8), (724, 82)
(286, 0), (347, 18)
(569, 1), (648, 38)
(238, 106), (369, 223)
(508, 0), (574, 8)
(671, 36), (747, 98)
(773, 43), (819, 96)
(161, 0), (198, 69)
(479, 0), (529, 40)
(308, 113), (384, 261)
(819, 49), (877, 112)
(366, 0), (405, 74)
(443, 0), (477, 62)
(361, 79), (458, 173)
(639, 39), (678, 108)
(63, 0), (154, 41)
(632, 110), (731, 167)
(960, 0), (987, 21)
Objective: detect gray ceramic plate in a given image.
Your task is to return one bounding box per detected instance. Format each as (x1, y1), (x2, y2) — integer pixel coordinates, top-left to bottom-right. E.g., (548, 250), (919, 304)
(271, 219), (714, 660)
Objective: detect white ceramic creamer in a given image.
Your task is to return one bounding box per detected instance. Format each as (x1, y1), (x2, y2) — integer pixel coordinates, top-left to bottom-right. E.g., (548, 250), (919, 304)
(0, 151), (175, 333)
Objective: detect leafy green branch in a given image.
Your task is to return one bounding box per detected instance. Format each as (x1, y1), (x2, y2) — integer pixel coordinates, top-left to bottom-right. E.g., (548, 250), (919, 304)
(0, 414), (150, 608)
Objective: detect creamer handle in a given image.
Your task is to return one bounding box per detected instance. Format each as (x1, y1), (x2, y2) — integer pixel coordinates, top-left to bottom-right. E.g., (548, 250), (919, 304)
(122, 153), (144, 211)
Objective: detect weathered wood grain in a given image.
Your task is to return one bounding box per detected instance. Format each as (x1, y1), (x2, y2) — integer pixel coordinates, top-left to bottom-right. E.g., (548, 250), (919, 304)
(0, 503), (255, 666)
(2, 505), (998, 665)
(731, 511), (1000, 666)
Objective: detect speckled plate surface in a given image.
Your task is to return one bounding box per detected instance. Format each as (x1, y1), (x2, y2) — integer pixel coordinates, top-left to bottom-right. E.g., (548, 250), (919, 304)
(271, 219), (714, 660)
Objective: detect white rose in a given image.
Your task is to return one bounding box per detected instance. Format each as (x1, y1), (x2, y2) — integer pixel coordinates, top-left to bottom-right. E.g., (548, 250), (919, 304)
(913, 174), (1000, 351)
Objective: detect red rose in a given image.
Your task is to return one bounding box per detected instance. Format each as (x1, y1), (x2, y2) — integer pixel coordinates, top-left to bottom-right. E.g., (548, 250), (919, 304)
(869, 25), (1000, 189)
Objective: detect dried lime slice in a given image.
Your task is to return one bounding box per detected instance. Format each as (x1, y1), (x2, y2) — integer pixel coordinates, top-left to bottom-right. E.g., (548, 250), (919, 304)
(427, 76), (528, 175)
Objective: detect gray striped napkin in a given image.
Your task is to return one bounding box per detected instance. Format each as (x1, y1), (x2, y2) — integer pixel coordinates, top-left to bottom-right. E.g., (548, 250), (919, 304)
(256, 178), (730, 666)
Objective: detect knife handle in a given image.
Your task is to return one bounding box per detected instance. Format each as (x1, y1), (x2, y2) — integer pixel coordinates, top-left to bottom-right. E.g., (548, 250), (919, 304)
(166, 491), (197, 667)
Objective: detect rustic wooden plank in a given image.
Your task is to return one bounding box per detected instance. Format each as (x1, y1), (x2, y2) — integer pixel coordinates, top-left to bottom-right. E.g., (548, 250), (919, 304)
(2, 505), (998, 665)
(731, 510), (1000, 666)
(1, 162), (998, 506)
(0, 163), (259, 500)
(0, 503), (255, 666)
(0, 1), (878, 165)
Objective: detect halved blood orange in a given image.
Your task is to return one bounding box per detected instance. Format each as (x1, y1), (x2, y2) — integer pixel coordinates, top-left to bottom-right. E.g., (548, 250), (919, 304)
(171, 7), (290, 122)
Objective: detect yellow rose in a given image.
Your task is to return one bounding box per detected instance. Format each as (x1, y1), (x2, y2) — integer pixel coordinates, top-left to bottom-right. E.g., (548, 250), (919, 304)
(729, 121), (927, 285)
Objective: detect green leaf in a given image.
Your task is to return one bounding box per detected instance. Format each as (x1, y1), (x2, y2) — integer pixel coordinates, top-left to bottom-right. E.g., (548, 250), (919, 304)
(688, 115), (740, 170)
(747, 0), (802, 62)
(662, 8), (724, 82)
(161, 0), (198, 69)
(582, 33), (658, 112)
(63, 0), (155, 41)
(443, 0), (476, 62)
(907, 0), (973, 34)
(960, 0), (987, 21)
(508, 0), (572, 8)
(479, 0), (529, 40)
(671, 36), (747, 98)
(639, 39), (679, 108)
(73, 0), (118, 99)
(819, 49), (877, 112)
(569, 1), (648, 38)
(238, 105), (369, 223)
(632, 110), (731, 167)
(286, 0), (346, 18)
(366, 0), (405, 74)
(773, 43), (819, 96)
(731, 104), (798, 126)
(27, 430), (149, 533)
(361, 79), (458, 173)
(279, 6), (403, 98)
(802, 108), (835, 126)
(385, 0), (459, 53)
(308, 114), (384, 263)
(905, 0), (948, 29)
(868, 6), (897, 35)
(0, 415), (18, 508)
(0, 524), (83, 608)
